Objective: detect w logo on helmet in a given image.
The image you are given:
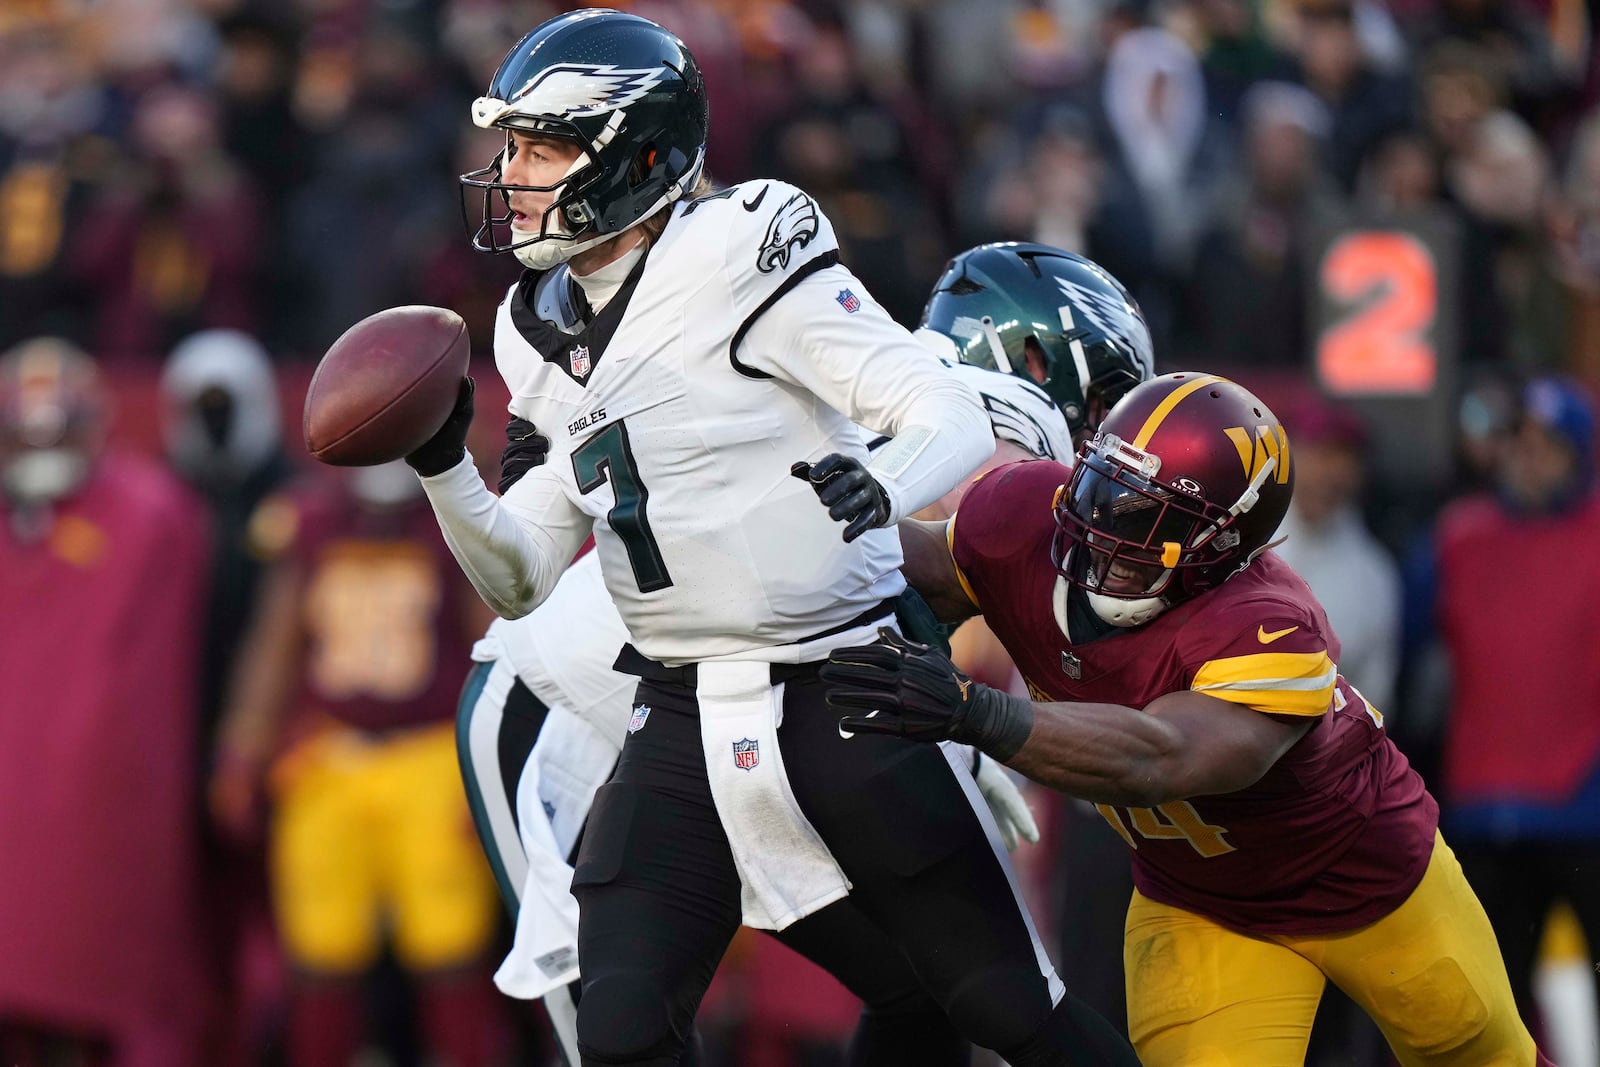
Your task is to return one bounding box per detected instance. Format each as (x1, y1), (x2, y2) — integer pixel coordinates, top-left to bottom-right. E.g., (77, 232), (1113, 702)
(1224, 424), (1292, 484)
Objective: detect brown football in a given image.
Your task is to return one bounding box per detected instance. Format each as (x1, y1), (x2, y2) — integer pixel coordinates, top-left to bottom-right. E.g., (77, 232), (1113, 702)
(303, 305), (470, 466)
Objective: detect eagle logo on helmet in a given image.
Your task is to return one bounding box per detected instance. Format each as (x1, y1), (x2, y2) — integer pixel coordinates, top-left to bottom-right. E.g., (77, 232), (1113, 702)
(1055, 277), (1155, 378)
(756, 192), (821, 274)
(508, 63), (668, 118)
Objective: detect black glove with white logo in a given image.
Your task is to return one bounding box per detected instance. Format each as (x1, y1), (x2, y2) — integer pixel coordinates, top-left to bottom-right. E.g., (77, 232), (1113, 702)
(790, 453), (891, 543)
(405, 377), (475, 477)
(821, 627), (1035, 761)
(498, 416), (551, 494)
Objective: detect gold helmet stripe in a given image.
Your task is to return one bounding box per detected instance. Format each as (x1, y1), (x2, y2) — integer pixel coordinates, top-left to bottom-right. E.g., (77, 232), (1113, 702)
(1131, 374), (1225, 450)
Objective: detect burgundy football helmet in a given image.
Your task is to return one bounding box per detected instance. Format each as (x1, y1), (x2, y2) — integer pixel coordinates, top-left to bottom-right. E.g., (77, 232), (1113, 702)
(1052, 372), (1294, 626)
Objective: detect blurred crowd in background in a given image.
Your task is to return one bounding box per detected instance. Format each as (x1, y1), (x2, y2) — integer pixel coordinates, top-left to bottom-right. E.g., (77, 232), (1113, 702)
(4, 0), (1600, 1065)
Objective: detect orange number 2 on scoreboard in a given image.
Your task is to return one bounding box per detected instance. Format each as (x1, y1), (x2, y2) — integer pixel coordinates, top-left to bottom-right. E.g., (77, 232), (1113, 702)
(1096, 801), (1236, 858)
(1316, 230), (1438, 395)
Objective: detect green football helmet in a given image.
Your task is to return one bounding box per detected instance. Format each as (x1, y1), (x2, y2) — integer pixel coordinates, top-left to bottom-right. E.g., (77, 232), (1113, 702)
(920, 243), (1154, 440)
(460, 9), (709, 270)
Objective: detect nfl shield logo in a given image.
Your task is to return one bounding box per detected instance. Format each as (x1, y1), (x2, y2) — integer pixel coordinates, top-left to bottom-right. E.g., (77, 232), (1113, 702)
(628, 704), (651, 734)
(732, 738), (760, 771)
(1061, 650), (1082, 679)
(836, 289), (861, 313)
(569, 344), (591, 376)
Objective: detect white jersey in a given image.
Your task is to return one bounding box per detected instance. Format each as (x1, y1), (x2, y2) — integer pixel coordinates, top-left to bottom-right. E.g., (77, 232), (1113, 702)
(473, 550), (635, 752)
(945, 362), (1076, 466)
(421, 180), (994, 664)
(465, 362), (1072, 970)
(910, 327), (1076, 465)
(473, 367), (1067, 750)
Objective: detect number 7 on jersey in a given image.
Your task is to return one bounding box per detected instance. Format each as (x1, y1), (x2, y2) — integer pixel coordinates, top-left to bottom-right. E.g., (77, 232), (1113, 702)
(572, 420), (673, 593)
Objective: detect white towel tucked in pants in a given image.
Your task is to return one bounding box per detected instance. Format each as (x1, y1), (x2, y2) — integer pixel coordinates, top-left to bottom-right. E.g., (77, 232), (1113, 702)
(695, 659), (851, 930)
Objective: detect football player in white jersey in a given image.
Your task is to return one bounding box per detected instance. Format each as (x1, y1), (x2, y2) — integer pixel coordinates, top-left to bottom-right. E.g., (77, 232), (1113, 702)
(459, 356), (1074, 1065)
(458, 241), (1155, 1064)
(405, 9), (1141, 1064)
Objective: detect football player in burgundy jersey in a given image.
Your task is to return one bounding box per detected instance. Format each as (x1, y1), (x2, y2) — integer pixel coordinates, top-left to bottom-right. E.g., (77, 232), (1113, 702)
(210, 461), (507, 1067)
(821, 373), (1552, 1066)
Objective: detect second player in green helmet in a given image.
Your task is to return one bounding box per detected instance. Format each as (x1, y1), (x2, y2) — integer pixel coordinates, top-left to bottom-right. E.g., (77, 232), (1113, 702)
(918, 242), (1155, 445)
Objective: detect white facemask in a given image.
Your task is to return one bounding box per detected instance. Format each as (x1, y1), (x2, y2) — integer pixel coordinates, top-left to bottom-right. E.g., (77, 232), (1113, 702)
(510, 196), (672, 272)
(512, 227), (615, 271)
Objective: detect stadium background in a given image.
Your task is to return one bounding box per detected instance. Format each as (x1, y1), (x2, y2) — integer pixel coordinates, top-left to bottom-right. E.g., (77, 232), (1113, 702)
(2, 0), (1599, 1063)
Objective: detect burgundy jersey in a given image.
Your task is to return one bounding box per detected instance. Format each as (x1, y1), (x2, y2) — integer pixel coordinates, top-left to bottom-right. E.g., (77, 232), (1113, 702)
(949, 460), (1437, 935)
(1436, 492), (1600, 805)
(0, 455), (210, 1047)
(255, 483), (474, 733)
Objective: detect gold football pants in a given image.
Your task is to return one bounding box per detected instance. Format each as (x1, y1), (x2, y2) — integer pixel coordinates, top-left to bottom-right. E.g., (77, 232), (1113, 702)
(1125, 831), (1539, 1066)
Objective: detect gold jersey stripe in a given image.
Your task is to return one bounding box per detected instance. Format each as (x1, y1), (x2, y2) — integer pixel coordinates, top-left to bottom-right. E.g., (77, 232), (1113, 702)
(946, 515), (981, 609)
(1131, 375), (1224, 449)
(1191, 651), (1338, 716)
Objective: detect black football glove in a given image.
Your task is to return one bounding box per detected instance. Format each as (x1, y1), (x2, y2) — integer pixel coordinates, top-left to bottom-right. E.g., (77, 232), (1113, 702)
(790, 453), (891, 543)
(821, 627), (1037, 760)
(820, 628), (979, 743)
(498, 416), (550, 494)
(405, 376), (475, 477)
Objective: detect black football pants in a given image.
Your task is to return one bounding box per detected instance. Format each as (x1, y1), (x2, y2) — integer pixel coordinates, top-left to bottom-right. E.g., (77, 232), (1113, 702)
(570, 659), (1138, 1066)
(455, 659), (967, 1066)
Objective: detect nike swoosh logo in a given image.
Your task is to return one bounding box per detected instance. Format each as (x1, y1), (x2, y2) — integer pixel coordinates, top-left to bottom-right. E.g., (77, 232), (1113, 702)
(1258, 625), (1299, 644)
(838, 709), (879, 740)
(742, 186), (768, 212)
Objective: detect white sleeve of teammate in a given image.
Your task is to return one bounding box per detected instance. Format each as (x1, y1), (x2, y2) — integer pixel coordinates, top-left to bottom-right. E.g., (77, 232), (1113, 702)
(418, 455), (593, 619)
(738, 266), (995, 523)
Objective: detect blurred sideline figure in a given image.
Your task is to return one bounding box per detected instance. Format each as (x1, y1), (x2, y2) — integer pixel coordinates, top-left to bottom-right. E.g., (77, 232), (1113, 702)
(163, 329), (297, 740)
(209, 461), (505, 1067)
(1535, 902), (1598, 1067)
(1433, 375), (1600, 1055)
(160, 329), (299, 1064)
(0, 339), (210, 1067)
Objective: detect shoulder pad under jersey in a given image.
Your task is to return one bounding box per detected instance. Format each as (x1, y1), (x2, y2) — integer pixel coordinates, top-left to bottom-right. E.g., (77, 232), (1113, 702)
(949, 362), (1075, 464)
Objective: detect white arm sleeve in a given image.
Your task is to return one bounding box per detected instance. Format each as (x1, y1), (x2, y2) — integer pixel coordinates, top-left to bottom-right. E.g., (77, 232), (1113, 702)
(418, 454), (594, 619)
(737, 264), (995, 523)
